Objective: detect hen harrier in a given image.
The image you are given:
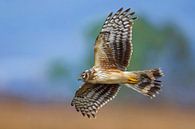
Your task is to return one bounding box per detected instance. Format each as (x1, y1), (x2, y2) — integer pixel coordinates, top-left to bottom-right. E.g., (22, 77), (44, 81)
(71, 8), (164, 118)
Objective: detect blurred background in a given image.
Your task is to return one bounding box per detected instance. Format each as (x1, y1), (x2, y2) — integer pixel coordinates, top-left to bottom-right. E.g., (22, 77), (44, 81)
(0, 0), (195, 129)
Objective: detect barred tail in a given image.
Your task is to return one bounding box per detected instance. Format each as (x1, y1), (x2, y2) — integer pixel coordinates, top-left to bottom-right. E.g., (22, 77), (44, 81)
(126, 68), (164, 98)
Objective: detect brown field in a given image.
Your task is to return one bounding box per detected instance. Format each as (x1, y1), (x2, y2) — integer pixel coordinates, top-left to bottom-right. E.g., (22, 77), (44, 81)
(0, 100), (195, 129)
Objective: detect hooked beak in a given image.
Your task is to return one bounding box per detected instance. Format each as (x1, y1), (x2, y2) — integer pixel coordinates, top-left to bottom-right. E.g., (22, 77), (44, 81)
(77, 76), (83, 81)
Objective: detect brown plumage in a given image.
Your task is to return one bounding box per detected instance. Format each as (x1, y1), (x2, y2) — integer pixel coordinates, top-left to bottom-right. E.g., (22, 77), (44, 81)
(71, 8), (164, 118)
(71, 83), (120, 118)
(94, 8), (135, 70)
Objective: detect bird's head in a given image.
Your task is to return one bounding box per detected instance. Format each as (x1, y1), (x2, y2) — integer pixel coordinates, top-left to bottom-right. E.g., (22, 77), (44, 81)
(78, 70), (91, 81)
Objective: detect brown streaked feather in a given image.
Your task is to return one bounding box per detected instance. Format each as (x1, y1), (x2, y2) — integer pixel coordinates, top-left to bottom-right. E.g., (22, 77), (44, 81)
(94, 32), (118, 69)
(94, 8), (137, 70)
(71, 83), (120, 118)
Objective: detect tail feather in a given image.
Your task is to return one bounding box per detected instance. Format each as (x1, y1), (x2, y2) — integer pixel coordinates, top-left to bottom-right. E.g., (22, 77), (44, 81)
(126, 68), (164, 98)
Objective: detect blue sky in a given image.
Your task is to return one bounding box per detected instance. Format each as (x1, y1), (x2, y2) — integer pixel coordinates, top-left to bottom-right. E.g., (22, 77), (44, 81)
(0, 0), (195, 82)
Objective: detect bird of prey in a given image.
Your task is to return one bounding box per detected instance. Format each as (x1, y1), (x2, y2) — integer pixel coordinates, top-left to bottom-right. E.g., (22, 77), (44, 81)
(71, 8), (164, 118)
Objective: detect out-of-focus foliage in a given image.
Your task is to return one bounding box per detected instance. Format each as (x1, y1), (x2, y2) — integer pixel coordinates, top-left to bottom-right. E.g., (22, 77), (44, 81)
(47, 60), (70, 81)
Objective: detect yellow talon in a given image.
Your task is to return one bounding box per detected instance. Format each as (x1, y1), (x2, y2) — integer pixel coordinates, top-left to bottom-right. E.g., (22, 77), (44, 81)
(128, 77), (139, 84)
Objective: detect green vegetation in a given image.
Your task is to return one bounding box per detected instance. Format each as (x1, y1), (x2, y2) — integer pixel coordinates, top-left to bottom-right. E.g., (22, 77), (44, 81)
(47, 59), (70, 81)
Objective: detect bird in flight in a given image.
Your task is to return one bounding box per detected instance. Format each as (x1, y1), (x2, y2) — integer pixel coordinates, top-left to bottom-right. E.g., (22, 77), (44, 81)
(71, 8), (164, 118)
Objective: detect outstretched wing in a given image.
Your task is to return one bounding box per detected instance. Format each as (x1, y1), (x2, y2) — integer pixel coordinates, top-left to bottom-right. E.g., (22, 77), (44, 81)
(94, 8), (137, 70)
(71, 83), (120, 118)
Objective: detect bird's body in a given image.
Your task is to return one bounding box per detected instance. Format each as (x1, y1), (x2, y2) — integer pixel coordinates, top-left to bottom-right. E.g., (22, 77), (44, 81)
(71, 8), (164, 118)
(83, 67), (137, 84)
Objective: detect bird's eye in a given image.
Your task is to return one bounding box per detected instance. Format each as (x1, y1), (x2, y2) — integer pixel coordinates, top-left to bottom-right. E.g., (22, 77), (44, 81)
(82, 73), (85, 78)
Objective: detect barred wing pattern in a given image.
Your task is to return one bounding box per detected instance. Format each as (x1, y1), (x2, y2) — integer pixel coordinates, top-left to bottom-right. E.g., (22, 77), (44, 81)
(94, 8), (137, 70)
(71, 83), (120, 118)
